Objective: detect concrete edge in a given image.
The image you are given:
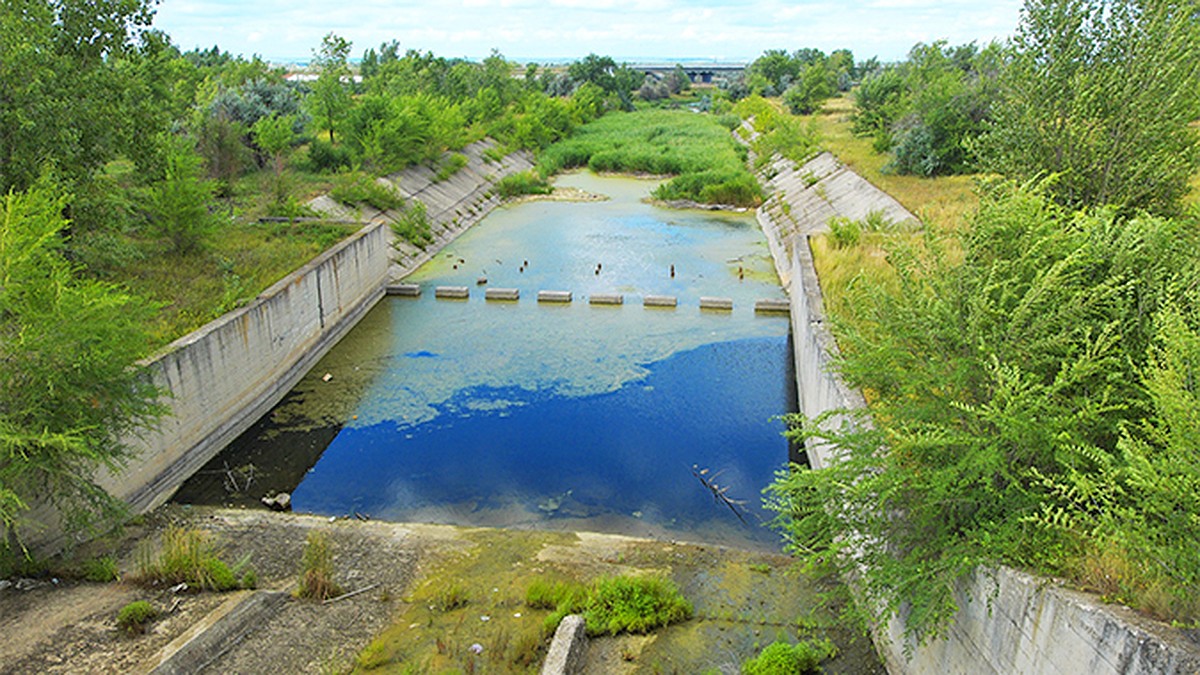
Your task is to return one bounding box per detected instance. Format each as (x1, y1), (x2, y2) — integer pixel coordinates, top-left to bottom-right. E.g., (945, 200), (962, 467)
(144, 590), (288, 675)
(541, 614), (587, 675)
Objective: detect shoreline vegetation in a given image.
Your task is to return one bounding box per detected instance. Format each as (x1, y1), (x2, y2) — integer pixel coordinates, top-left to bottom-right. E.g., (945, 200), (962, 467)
(4, 1), (1200, 668)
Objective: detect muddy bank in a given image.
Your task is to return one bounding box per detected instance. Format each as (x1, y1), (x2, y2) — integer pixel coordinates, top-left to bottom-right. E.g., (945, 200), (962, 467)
(0, 507), (881, 674)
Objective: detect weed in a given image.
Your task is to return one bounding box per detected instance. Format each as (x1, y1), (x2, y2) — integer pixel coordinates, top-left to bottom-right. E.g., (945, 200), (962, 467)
(356, 641), (391, 669)
(494, 170), (551, 198)
(296, 530), (341, 601)
(133, 526), (249, 591)
(116, 600), (158, 635)
(827, 216), (862, 249)
(430, 582), (470, 612)
(434, 153), (469, 183)
(748, 563), (772, 575)
(582, 575), (693, 637)
(330, 171), (403, 211)
(741, 638), (836, 675)
(83, 556), (120, 582)
(391, 200), (434, 249)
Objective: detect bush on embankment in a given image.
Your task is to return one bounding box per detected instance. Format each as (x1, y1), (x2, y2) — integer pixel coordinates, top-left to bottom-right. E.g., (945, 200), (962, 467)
(537, 109), (763, 208)
(766, 178), (1200, 642)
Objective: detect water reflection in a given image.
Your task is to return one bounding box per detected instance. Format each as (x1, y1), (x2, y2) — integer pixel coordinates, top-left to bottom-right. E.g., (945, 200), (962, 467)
(174, 173), (794, 549)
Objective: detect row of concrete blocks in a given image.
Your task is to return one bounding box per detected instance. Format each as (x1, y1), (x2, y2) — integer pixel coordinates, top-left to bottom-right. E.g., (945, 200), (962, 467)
(386, 284), (790, 313)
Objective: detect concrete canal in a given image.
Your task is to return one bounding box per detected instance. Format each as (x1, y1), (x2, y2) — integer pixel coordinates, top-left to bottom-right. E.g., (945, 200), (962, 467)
(174, 173), (796, 550)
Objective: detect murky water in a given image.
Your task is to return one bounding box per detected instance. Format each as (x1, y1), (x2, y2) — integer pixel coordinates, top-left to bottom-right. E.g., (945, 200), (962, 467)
(175, 172), (796, 549)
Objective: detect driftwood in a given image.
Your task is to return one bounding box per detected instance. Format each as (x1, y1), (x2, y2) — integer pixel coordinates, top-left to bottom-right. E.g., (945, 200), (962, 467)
(691, 465), (754, 525)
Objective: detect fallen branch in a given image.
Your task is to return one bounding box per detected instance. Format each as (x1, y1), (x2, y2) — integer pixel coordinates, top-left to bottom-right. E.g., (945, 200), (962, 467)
(322, 582), (380, 605)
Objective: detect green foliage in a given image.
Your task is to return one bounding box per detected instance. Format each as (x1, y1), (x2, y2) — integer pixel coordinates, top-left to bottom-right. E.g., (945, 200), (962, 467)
(853, 41), (1001, 177)
(330, 171), (403, 211)
(430, 582), (470, 612)
(581, 575), (693, 636)
(0, 182), (161, 549)
(538, 109), (761, 207)
(741, 639), (836, 675)
(494, 171), (552, 198)
(433, 153), (469, 183)
(307, 32), (353, 144)
(345, 93), (467, 173)
(134, 526), (251, 592)
(83, 555), (120, 582)
(306, 139), (352, 173)
(391, 200), (434, 249)
(827, 217), (862, 249)
(526, 575), (691, 637)
(145, 134), (218, 253)
(296, 530), (341, 601)
(116, 600), (158, 635)
(767, 180), (1200, 641)
(783, 63), (836, 115)
(976, 0), (1200, 213)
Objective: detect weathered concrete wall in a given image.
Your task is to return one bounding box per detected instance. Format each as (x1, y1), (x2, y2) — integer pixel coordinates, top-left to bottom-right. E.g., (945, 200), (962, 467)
(97, 223), (390, 513)
(758, 152), (1200, 673)
(309, 138), (536, 281)
(100, 140), (532, 517)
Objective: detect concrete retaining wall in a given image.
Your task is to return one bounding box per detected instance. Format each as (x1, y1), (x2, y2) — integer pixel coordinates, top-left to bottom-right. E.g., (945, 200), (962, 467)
(97, 141), (532, 518)
(97, 223), (390, 513)
(758, 152), (1200, 673)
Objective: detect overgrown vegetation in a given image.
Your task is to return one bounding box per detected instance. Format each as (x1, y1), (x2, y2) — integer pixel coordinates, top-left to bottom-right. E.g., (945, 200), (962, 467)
(116, 600), (159, 635)
(741, 638), (837, 675)
(296, 530), (341, 601)
(538, 109), (762, 207)
(133, 526), (255, 591)
(526, 574), (693, 637)
(494, 170), (552, 198)
(767, 179), (1200, 641)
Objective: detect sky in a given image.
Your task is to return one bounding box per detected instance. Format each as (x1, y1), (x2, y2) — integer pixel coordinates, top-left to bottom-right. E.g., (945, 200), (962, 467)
(153, 0), (1024, 65)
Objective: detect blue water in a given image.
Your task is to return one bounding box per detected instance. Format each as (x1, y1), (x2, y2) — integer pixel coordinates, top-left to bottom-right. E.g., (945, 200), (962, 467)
(174, 173), (795, 549)
(290, 336), (791, 543)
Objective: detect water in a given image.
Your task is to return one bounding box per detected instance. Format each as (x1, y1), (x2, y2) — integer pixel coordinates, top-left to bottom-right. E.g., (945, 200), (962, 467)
(174, 172), (796, 549)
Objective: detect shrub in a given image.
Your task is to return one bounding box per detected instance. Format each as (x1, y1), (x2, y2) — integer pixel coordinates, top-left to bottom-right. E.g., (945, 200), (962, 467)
(116, 600), (158, 635)
(83, 556), (120, 583)
(741, 639), (836, 675)
(330, 171), (404, 211)
(826, 217), (861, 249)
(494, 171), (551, 199)
(390, 200), (433, 249)
(307, 139), (352, 173)
(430, 582), (469, 611)
(296, 530), (341, 601)
(581, 575), (693, 636)
(433, 153), (469, 183)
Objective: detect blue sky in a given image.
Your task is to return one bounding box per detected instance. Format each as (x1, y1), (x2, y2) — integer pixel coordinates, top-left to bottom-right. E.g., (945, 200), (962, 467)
(154, 0), (1023, 65)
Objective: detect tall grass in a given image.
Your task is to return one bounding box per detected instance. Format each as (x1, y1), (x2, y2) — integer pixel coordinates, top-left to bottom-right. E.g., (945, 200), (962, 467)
(538, 109), (762, 207)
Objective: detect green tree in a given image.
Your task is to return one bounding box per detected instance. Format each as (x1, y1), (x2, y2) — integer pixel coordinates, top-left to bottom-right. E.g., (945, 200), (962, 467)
(976, 0), (1200, 213)
(1, 181), (161, 553)
(146, 136), (217, 253)
(308, 32), (352, 144)
(782, 62), (834, 115)
(251, 114), (296, 203)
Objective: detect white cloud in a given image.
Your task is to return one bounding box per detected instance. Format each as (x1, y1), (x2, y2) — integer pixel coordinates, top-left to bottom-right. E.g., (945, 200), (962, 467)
(152, 0), (1021, 62)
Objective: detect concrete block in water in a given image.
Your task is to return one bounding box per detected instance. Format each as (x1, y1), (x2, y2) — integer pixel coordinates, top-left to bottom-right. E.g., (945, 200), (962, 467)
(589, 293), (623, 305)
(485, 287), (520, 301)
(699, 296), (734, 311)
(435, 286), (470, 299)
(385, 283), (421, 297)
(643, 295), (678, 308)
(541, 614), (587, 675)
(538, 290), (572, 303)
(754, 298), (790, 314)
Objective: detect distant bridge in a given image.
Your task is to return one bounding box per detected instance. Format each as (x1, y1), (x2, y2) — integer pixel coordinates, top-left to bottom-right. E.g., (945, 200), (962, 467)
(631, 62), (747, 85)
